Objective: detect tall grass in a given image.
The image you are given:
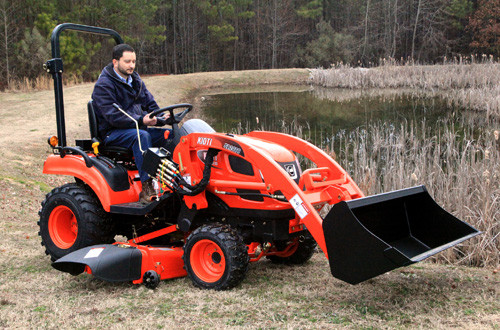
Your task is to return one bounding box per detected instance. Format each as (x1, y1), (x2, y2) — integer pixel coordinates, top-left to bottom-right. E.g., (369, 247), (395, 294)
(235, 117), (499, 267)
(307, 61), (499, 266)
(309, 62), (500, 120)
(4, 74), (83, 92)
(333, 120), (499, 267)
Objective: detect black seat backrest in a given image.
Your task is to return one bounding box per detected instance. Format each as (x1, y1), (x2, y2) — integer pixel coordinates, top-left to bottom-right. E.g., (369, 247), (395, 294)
(86, 100), (133, 162)
(87, 100), (100, 140)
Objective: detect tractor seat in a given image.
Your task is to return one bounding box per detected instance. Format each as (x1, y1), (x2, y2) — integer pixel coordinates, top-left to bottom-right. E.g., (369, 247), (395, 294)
(87, 100), (134, 162)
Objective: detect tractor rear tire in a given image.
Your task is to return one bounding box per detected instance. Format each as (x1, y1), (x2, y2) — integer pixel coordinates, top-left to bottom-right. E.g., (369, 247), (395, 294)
(183, 223), (249, 290)
(267, 233), (317, 265)
(38, 183), (114, 261)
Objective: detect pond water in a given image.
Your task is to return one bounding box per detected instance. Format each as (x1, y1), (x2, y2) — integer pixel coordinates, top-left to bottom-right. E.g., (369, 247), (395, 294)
(200, 87), (482, 153)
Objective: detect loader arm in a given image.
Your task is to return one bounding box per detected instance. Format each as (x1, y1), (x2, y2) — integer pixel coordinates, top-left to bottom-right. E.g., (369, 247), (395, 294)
(246, 131), (362, 193)
(245, 131), (364, 200)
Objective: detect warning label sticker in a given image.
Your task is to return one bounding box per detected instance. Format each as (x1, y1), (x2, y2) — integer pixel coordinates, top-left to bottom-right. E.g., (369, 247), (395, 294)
(182, 174), (192, 185)
(84, 247), (105, 259)
(290, 194), (310, 219)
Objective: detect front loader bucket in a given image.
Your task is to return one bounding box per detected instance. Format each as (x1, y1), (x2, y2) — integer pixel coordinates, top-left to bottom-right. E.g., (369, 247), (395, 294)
(322, 186), (480, 284)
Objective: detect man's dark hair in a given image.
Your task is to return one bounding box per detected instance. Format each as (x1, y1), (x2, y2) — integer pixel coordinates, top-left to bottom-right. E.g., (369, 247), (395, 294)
(112, 44), (135, 60)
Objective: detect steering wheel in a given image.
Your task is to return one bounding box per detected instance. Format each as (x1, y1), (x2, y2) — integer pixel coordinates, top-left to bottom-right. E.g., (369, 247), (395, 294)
(149, 103), (192, 125)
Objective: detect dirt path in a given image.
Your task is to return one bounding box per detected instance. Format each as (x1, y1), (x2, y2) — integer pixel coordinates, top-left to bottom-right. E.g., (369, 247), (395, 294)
(0, 69), (309, 146)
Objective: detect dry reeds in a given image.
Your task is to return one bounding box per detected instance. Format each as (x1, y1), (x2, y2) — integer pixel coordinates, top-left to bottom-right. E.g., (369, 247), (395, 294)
(307, 61), (499, 266)
(5, 73), (82, 92)
(309, 62), (500, 120)
(240, 115), (498, 267)
(331, 120), (499, 267)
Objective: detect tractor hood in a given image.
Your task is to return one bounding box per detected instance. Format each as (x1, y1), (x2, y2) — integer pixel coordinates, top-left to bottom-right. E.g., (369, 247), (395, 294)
(236, 136), (296, 163)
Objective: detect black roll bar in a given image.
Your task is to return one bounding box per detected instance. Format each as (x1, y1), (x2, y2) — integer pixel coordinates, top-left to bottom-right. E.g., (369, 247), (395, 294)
(45, 23), (123, 147)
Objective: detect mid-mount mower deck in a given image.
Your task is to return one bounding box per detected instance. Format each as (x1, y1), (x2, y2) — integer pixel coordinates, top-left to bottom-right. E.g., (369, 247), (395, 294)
(39, 23), (480, 290)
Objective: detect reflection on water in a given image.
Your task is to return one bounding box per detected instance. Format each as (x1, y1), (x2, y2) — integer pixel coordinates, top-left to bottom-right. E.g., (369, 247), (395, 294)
(200, 87), (484, 152)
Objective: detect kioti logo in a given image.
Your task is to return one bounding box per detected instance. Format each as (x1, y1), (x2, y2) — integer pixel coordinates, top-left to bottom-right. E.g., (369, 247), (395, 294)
(284, 164), (297, 179)
(197, 137), (212, 146)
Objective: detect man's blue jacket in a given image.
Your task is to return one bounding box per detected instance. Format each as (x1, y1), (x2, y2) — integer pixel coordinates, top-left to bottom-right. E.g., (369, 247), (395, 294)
(91, 63), (159, 138)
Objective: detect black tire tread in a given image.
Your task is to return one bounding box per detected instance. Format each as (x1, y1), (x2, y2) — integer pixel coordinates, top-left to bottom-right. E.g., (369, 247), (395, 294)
(38, 182), (114, 261)
(183, 223), (249, 290)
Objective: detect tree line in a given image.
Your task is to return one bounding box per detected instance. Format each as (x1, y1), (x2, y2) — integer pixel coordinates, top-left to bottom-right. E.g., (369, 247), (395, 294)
(0, 0), (498, 89)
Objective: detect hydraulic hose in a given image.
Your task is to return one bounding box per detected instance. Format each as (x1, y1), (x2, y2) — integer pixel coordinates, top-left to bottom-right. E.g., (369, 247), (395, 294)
(177, 148), (219, 196)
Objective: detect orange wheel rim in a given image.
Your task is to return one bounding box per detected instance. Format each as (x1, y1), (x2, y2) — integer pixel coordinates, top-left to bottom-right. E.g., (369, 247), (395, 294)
(190, 239), (226, 283)
(48, 205), (78, 249)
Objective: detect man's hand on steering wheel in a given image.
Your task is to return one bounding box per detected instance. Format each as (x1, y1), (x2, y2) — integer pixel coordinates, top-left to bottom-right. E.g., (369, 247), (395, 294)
(143, 112), (158, 126)
(148, 103), (192, 126)
(154, 113), (171, 126)
(143, 110), (172, 126)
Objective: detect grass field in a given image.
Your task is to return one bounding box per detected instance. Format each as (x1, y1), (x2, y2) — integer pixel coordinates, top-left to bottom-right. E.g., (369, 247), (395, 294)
(0, 68), (498, 328)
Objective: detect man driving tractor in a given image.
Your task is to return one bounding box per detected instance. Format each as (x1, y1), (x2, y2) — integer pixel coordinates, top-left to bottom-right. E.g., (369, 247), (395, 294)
(91, 44), (170, 203)
(42, 23), (480, 291)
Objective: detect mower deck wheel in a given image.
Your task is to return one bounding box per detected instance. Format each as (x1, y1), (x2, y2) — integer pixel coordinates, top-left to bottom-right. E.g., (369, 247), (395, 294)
(143, 270), (160, 289)
(183, 223), (249, 290)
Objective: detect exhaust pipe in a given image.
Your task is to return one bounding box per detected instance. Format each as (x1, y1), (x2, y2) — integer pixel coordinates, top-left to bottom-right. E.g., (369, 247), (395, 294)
(322, 186), (481, 284)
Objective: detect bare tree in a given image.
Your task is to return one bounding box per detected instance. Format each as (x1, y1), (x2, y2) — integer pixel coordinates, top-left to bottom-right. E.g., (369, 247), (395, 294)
(0, 0), (17, 88)
(392, 0), (399, 58)
(271, 0), (278, 68)
(267, 0), (304, 68)
(411, 0), (422, 59)
(362, 0), (371, 61)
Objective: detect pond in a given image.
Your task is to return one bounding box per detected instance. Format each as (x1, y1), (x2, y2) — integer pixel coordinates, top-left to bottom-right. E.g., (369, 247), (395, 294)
(199, 87), (485, 153)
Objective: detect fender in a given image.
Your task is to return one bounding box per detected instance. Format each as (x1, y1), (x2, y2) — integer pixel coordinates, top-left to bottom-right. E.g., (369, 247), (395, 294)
(43, 154), (141, 211)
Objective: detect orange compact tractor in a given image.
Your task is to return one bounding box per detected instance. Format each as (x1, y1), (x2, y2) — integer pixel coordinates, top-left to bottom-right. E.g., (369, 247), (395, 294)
(40, 24), (480, 290)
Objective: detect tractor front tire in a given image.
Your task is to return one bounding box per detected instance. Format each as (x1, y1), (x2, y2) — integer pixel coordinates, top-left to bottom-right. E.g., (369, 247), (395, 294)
(38, 183), (114, 261)
(183, 223), (249, 290)
(267, 233), (317, 265)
